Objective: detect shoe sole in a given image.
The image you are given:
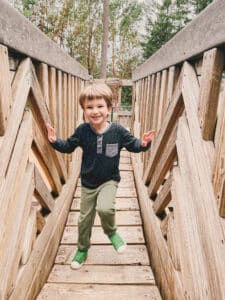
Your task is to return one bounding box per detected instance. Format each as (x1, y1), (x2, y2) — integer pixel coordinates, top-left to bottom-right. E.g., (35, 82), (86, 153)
(117, 244), (127, 254)
(71, 260), (85, 270)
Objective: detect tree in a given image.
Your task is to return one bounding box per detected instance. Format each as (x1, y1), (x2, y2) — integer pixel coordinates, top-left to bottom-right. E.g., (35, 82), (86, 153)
(141, 0), (213, 60)
(141, 0), (190, 59)
(100, 0), (109, 78)
(10, 0), (145, 80)
(191, 0), (213, 14)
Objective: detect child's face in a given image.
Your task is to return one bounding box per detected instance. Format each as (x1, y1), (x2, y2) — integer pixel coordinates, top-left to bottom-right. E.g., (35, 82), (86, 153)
(83, 97), (112, 129)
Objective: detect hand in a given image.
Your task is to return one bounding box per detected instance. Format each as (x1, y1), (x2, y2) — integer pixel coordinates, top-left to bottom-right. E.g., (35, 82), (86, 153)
(141, 130), (156, 147)
(46, 123), (56, 143)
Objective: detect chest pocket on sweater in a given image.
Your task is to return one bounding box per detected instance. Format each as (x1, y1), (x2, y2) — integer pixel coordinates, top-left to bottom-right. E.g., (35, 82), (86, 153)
(105, 143), (118, 157)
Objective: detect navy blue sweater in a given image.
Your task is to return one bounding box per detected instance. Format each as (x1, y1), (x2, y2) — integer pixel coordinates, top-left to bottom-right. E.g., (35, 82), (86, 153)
(51, 123), (150, 188)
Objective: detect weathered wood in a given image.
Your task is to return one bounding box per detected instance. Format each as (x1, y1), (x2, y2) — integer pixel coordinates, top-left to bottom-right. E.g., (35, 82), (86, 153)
(0, 58), (31, 181)
(36, 63), (49, 110)
(30, 65), (67, 182)
(198, 48), (224, 140)
(38, 284), (161, 300)
(133, 0), (225, 80)
(153, 174), (172, 215)
(0, 163), (34, 299)
(62, 73), (68, 142)
(36, 210), (46, 234)
(0, 45), (12, 135)
(55, 244), (149, 265)
(166, 66), (177, 110)
(166, 211), (181, 271)
(0, 112), (33, 299)
(172, 166), (208, 298)
(175, 116), (225, 298)
(93, 78), (132, 86)
(160, 214), (169, 238)
(157, 69), (168, 130)
(143, 67), (184, 185)
(181, 62), (225, 298)
(57, 70), (63, 137)
(152, 72), (161, 132)
(213, 74), (225, 215)
(49, 66), (57, 128)
(32, 119), (62, 194)
(10, 151), (82, 300)
(48, 265), (155, 285)
(61, 226), (145, 245)
(34, 166), (55, 212)
(131, 153), (184, 300)
(148, 124), (177, 197)
(21, 206), (37, 265)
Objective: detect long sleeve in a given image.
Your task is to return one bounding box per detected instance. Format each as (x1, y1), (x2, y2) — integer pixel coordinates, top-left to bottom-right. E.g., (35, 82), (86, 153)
(50, 126), (82, 153)
(120, 126), (151, 153)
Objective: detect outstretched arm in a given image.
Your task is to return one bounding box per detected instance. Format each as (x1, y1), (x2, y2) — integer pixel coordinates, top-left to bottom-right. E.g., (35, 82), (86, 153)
(141, 130), (156, 147)
(46, 123), (56, 143)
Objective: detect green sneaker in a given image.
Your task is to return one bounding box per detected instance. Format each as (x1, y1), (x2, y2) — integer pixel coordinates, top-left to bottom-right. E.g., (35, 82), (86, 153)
(109, 232), (127, 253)
(71, 249), (88, 269)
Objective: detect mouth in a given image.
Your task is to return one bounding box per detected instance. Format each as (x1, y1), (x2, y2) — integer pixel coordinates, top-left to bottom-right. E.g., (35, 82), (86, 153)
(91, 116), (101, 121)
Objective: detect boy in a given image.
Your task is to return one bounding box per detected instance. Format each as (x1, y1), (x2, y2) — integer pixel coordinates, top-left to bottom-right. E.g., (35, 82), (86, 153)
(46, 83), (155, 269)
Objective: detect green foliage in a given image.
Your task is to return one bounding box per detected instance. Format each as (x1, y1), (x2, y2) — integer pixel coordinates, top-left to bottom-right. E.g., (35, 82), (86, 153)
(121, 86), (132, 108)
(141, 0), (213, 60)
(9, 0), (213, 81)
(191, 0), (213, 14)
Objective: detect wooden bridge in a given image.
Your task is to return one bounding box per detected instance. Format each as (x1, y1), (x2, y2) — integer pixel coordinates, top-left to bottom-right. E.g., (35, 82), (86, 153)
(1, 0), (225, 299)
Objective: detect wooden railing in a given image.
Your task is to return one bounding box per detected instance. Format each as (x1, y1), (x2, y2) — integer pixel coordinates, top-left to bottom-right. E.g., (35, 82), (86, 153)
(111, 106), (132, 129)
(132, 1), (225, 299)
(0, 1), (89, 299)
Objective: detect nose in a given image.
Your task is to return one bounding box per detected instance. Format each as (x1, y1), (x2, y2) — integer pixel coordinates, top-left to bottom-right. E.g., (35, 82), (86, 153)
(92, 106), (98, 114)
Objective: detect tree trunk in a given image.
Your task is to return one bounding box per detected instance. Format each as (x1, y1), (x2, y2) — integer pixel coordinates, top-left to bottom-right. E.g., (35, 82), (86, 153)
(100, 0), (109, 78)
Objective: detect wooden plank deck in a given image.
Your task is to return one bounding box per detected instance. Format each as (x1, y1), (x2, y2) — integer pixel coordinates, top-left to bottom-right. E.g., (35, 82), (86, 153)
(37, 151), (162, 299)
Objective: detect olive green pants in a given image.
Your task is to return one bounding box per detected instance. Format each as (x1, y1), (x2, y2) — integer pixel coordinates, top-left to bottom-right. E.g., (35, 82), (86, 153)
(78, 180), (118, 251)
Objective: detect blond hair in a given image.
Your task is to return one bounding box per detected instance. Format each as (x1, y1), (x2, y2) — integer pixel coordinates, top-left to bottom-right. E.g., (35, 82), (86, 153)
(79, 83), (113, 108)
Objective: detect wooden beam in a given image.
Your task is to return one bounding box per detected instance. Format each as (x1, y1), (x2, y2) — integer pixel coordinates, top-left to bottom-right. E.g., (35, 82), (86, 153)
(30, 64), (67, 182)
(0, 163), (34, 298)
(166, 211), (181, 271)
(36, 63), (49, 110)
(0, 112), (33, 299)
(131, 153), (184, 300)
(34, 166), (55, 212)
(181, 62), (225, 298)
(21, 206), (37, 265)
(198, 48), (224, 140)
(92, 78), (132, 86)
(175, 115), (225, 298)
(32, 119), (62, 194)
(10, 151), (82, 300)
(153, 174), (172, 215)
(0, 58), (31, 181)
(148, 124), (177, 197)
(0, 45), (12, 135)
(172, 166), (208, 298)
(48, 66), (57, 127)
(36, 210), (46, 234)
(143, 67), (184, 185)
(213, 70), (225, 215)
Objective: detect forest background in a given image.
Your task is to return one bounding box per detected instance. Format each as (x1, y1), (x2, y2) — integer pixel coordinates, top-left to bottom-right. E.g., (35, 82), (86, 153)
(9, 0), (213, 106)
